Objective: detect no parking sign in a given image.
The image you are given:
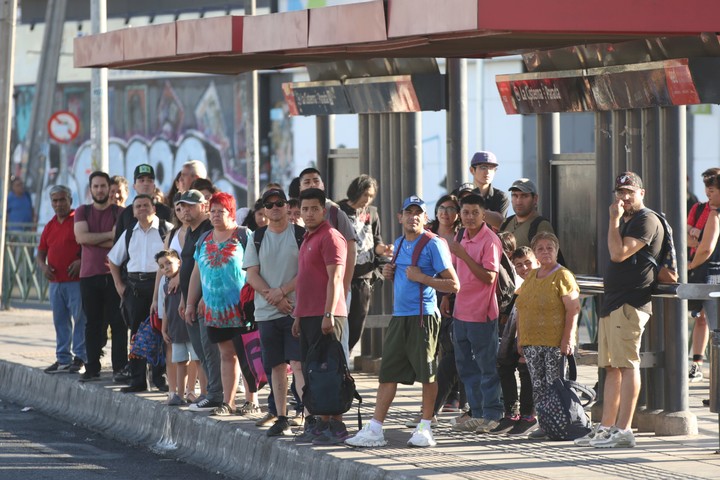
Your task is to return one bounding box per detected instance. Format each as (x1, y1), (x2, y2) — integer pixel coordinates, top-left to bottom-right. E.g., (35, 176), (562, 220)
(47, 111), (80, 144)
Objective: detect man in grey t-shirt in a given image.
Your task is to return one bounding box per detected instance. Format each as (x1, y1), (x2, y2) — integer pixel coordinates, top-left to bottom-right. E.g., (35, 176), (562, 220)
(243, 189), (304, 437)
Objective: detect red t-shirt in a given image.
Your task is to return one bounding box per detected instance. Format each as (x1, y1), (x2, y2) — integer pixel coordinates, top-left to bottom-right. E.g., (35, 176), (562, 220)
(38, 211), (82, 283)
(74, 204), (123, 278)
(295, 221), (348, 318)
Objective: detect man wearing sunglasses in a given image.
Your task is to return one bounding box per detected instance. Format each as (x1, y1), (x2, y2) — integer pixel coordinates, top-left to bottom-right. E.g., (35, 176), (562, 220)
(243, 189), (305, 436)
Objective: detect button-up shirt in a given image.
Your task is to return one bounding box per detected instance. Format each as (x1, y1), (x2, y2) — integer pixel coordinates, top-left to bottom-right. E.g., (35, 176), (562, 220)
(108, 216), (171, 273)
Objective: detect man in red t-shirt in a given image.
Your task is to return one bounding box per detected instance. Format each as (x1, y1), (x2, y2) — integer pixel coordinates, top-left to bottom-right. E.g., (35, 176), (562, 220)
(38, 186), (86, 374)
(292, 187), (348, 445)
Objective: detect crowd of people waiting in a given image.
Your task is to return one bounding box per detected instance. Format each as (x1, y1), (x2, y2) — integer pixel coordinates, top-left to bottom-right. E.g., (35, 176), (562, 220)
(34, 148), (693, 449)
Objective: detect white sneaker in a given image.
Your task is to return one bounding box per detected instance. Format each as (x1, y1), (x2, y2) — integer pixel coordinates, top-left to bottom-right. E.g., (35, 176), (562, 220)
(407, 423), (437, 447)
(589, 426), (636, 448)
(689, 362), (704, 382)
(404, 413), (439, 428)
(345, 423), (388, 447)
(574, 424), (605, 446)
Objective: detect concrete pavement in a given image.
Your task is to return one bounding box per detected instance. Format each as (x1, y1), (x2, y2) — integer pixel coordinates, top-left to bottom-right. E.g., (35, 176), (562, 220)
(2, 306), (720, 479)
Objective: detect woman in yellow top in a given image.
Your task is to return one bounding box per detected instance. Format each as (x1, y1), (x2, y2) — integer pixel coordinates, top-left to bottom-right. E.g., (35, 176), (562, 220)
(515, 232), (581, 436)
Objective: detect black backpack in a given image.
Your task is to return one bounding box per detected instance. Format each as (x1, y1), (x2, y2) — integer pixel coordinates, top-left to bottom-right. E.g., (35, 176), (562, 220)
(536, 355), (596, 441)
(302, 335), (362, 428)
(252, 224), (305, 253)
(456, 227), (516, 314)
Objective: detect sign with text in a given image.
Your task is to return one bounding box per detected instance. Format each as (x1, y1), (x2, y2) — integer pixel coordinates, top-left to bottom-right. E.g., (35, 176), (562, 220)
(282, 81), (353, 116)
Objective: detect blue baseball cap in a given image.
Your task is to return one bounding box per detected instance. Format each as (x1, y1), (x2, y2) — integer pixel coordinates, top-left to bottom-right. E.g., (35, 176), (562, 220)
(402, 195), (427, 212)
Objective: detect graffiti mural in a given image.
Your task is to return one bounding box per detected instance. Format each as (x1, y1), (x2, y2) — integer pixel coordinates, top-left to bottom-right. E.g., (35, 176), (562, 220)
(12, 74), (295, 225)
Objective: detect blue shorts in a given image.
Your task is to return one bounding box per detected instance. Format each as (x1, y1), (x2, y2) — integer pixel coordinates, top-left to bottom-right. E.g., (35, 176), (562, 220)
(258, 316), (301, 368)
(171, 341), (199, 363)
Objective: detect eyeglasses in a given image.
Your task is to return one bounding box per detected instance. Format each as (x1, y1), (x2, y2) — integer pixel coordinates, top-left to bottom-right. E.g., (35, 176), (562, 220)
(614, 189), (638, 198)
(437, 206), (458, 214)
(263, 200), (286, 209)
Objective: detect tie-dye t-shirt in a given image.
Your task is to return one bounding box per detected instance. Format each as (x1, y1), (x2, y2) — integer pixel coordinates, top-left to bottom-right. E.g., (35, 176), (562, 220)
(194, 228), (247, 328)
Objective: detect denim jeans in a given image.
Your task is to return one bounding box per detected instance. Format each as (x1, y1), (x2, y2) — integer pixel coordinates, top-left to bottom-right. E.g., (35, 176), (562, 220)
(49, 281), (87, 365)
(453, 318), (503, 421)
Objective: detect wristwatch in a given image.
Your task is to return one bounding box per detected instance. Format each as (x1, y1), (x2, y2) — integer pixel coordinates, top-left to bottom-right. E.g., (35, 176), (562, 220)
(324, 312), (333, 318)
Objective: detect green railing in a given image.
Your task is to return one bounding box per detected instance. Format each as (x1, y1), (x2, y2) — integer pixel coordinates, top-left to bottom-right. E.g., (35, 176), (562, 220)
(1, 224), (49, 308)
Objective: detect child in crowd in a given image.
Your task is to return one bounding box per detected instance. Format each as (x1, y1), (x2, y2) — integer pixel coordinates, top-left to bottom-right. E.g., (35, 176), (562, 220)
(493, 246), (540, 435)
(156, 249), (200, 405)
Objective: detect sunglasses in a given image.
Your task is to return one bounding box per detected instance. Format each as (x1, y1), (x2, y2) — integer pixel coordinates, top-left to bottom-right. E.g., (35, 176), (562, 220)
(263, 200), (287, 209)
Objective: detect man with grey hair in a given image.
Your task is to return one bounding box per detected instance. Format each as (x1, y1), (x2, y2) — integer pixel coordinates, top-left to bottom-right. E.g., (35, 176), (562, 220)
(179, 160), (208, 192)
(38, 185), (87, 374)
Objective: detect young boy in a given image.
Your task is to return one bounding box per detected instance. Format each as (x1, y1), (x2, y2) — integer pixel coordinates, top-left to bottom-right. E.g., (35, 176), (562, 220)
(156, 249), (199, 405)
(494, 246), (540, 435)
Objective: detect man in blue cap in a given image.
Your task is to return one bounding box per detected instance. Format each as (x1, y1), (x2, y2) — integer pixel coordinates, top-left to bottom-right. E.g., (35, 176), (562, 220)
(346, 195), (459, 448)
(469, 151), (509, 230)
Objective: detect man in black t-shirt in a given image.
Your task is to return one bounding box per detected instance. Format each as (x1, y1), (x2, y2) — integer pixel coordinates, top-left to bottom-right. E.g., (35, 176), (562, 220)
(175, 189), (224, 412)
(114, 164), (172, 242)
(578, 172), (663, 449)
(469, 151), (509, 230)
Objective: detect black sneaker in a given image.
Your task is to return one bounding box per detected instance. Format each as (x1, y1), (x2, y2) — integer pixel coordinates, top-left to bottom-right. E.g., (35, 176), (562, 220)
(489, 415), (519, 434)
(78, 371), (100, 382)
(44, 362), (71, 374)
(312, 419), (349, 445)
(113, 366), (131, 383)
(508, 416), (538, 436)
(703, 399), (710, 407)
(68, 358), (85, 374)
(267, 417), (292, 437)
(295, 416), (326, 443)
(188, 397), (223, 412)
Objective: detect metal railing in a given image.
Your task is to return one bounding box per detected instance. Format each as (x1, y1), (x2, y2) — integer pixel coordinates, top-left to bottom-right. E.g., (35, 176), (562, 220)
(1, 224), (49, 308)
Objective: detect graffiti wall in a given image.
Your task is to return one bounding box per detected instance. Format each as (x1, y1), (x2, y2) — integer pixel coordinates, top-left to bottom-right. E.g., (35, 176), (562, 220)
(12, 74), (294, 224)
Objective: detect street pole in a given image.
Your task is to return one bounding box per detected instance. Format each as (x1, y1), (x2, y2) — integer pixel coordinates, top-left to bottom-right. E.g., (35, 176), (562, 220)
(245, 0), (259, 207)
(90, 0), (109, 172)
(0, 0), (18, 309)
(446, 58), (467, 192)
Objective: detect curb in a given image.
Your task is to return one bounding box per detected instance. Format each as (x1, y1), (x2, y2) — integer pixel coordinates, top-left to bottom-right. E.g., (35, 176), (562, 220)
(0, 360), (400, 480)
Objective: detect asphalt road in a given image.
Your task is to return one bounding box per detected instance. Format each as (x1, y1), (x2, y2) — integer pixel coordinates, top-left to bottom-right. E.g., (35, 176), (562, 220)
(0, 398), (230, 480)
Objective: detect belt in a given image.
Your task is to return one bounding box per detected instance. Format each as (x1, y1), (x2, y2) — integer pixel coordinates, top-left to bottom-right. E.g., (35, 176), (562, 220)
(127, 272), (156, 282)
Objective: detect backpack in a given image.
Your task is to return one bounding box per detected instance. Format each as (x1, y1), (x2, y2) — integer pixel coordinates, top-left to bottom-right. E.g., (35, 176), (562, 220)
(500, 214), (567, 266)
(455, 227), (516, 314)
(302, 335), (363, 428)
(121, 218), (170, 278)
(390, 230), (437, 317)
(252, 224), (305, 253)
(631, 208), (679, 284)
(536, 355), (596, 441)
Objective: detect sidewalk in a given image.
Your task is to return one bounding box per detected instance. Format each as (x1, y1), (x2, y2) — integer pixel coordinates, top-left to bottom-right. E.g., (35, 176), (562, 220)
(2, 306), (720, 479)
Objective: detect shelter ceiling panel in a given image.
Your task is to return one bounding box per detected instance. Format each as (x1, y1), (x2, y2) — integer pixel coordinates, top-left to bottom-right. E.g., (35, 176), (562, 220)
(123, 23), (176, 61)
(243, 10), (308, 53)
(387, 0), (478, 37)
(176, 16), (243, 55)
(477, 0), (720, 34)
(308, 0), (387, 47)
(73, 30), (124, 67)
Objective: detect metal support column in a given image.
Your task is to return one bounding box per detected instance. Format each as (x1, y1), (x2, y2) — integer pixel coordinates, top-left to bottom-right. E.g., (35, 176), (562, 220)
(400, 112), (422, 200)
(626, 109), (643, 174)
(390, 114), (402, 239)
(611, 110), (627, 175)
(0, 0), (18, 309)
(657, 105), (696, 435)
(316, 115), (334, 187)
(642, 107), (662, 212)
(358, 114), (370, 175)
(90, 0), (108, 173)
(244, 0), (259, 206)
(536, 113), (554, 219)
(446, 58), (467, 192)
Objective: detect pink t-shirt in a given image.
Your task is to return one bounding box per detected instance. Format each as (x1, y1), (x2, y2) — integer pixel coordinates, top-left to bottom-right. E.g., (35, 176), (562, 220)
(295, 221), (348, 318)
(452, 224), (501, 322)
(74, 204), (122, 278)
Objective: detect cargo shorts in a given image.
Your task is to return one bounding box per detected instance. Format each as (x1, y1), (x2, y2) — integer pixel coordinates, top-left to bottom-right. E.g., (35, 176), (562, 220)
(378, 313), (440, 385)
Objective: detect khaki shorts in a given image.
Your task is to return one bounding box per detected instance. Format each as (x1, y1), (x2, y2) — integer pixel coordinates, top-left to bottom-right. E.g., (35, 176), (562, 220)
(598, 304), (650, 369)
(378, 314), (440, 385)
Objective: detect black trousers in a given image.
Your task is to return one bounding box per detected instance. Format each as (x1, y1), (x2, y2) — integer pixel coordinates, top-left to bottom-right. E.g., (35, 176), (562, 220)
(498, 361), (534, 417)
(81, 274), (127, 376)
(348, 278), (373, 351)
(124, 276), (165, 388)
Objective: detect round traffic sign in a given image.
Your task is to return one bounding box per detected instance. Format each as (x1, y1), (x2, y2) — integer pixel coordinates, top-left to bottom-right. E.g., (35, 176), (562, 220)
(47, 111), (80, 144)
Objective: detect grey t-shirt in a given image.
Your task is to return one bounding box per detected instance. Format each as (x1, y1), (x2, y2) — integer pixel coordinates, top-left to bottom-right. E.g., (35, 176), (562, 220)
(242, 224), (300, 322)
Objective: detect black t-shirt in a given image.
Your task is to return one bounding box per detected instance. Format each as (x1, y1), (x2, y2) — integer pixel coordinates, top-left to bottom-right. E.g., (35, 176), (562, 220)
(180, 218), (212, 300)
(472, 184), (509, 217)
(338, 200), (382, 278)
(601, 209), (663, 316)
(114, 201), (172, 242)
